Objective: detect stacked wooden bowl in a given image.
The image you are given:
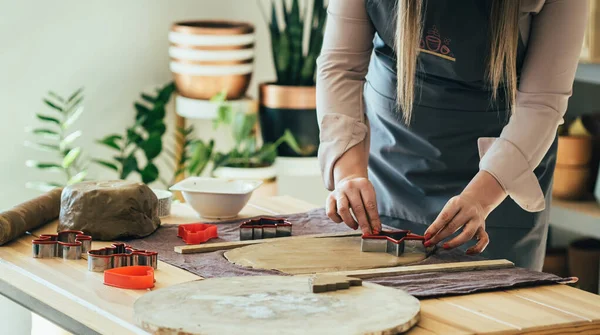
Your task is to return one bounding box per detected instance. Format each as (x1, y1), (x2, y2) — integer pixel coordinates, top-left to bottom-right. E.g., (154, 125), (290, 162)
(169, 20), (255, 100)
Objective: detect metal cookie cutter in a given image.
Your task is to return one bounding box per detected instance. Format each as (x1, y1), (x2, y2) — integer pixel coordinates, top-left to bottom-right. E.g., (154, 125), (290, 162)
(87, 243), (158, 272)
(31, 230), (92, 260)
(239, 217), (292, 241)
(361, 230), (429, 257)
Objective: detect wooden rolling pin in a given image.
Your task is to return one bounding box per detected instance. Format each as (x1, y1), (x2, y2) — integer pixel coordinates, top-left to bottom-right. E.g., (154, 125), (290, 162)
(0, 188), (63, 245)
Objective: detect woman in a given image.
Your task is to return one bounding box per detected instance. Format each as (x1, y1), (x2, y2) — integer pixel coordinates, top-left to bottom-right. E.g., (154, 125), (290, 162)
(316, 0), (587, 270)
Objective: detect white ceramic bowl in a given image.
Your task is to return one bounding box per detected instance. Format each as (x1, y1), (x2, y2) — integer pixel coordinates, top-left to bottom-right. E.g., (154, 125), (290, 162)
(169, 177), (262, 219)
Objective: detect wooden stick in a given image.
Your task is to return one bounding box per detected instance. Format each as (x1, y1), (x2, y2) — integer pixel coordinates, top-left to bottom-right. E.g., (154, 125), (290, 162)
(319, 259), (514, 279)
(174, 231), (362, 254)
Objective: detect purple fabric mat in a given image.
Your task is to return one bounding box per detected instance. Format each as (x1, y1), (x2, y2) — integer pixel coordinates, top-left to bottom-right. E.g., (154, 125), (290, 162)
(124, 208), (571, 299)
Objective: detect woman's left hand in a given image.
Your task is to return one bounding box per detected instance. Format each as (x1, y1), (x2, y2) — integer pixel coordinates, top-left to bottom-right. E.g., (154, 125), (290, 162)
(423, 194), (489, 255)
(423, 170), (507, 254)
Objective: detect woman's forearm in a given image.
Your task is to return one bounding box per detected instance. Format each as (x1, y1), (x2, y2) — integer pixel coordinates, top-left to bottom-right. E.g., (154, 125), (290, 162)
(333, 143), (369, 186)
(462, 171), (507, 217)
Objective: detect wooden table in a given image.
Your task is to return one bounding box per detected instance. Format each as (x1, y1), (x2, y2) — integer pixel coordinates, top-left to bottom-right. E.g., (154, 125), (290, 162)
(1, 196), (599, 335)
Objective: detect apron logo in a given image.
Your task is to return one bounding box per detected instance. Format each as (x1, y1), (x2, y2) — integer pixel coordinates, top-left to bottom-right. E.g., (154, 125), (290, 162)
(419, 25), (456, 62)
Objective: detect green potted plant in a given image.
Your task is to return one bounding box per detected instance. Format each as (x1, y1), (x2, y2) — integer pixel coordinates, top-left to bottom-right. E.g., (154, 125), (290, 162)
(210, 93), (302, 180)
(25, 88), (88, 191)
(259, 0), (326, 157)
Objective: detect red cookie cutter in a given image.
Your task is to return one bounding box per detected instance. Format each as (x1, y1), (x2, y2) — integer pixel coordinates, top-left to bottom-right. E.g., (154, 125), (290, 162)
(31, 230), (92, 260)
(361, 230), (426, 257)
(104, 265), (155, 290)
(177, 223), (218, 245)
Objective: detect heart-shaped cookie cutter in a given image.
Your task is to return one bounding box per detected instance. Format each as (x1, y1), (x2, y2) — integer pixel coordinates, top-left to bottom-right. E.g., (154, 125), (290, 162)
(87, 243), (158, 272)
(31, 230), (92, 260)
(177, 223), (218, 245)
(104, 265), (155, 290)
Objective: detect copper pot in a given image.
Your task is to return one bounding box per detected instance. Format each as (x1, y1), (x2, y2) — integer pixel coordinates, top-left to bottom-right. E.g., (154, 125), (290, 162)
(169, 20), (255, 100)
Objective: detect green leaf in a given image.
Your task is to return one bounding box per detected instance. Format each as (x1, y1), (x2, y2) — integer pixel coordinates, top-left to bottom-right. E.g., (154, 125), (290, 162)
(97, 134), (122, 150)
(26, 128), (60, 140)
(62, 147), (81, 169)
(134, 102), (151, 120)
(140, 163), (160, 184)
(141, 93), (156, 104)
(140, 133), (162, 160)
(25, 181), (63, 192)
(36, 114), (60, 125)
(68, 170), (87, 185)
(92, 159), (119, 171)
(43, 99), (63, 113)
(126, 129), (144, 145)
(25, 160), (62, 171)
(47, 92), (65, 103)
(280, 129), (303, 153)
(28, 128), (58, 136)
(187, 140), (213, 176)
(232, 112), (257, 146)
(63, 105), (84, 129)
(65, 96), (84, 115)
(120, 154), (138, 179)
(156, 82), (176, 102)
(67, 87), (84, 103)
(24, 141), (61, 153)
(210, 91), (227, 103)
(60, 130), (82, 150)
(288, 0), (304, 84)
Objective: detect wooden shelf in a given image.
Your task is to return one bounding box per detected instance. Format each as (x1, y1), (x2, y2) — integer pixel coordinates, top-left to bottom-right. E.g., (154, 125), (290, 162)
(549, 199), (600, 239)
(575, 63), (600, 85)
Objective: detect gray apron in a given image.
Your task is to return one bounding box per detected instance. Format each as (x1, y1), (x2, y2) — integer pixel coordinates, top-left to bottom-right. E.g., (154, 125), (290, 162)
(364, 0), (556, 270)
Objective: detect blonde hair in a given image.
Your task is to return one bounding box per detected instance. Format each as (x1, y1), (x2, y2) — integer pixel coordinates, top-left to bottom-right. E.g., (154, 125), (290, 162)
(396, 0), (521, 124)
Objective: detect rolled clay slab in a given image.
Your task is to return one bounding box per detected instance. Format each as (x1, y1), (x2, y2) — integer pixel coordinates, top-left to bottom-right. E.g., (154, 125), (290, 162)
(224, 236), (428, 274)
(58, 180), (160, 240)
(134, 276), (420, 335)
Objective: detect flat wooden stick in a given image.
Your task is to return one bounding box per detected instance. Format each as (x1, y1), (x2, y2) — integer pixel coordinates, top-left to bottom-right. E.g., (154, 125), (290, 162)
(319, 259), (514, 279)
(174, 231), (363, 254)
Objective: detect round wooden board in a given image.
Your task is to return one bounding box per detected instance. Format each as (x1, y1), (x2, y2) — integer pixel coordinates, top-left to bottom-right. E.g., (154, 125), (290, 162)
(134, 276), (420, 335)
(224, 236), (427, 274)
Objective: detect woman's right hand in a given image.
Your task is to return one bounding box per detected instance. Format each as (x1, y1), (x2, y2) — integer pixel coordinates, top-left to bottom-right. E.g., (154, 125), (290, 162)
(326, 175), (382, 235)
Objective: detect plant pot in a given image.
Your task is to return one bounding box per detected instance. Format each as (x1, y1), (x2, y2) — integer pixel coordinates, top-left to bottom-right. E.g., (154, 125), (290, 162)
(542, 248), (568, 277)
(556, 136), (593, 166)
(175, 95), (255, 120)
(552, 165), (590, 200)
(212, 165), (276, 182)
(169, 20), (255, 100)
(595, 164), (600, 204)
(568, 238), (600, 293)
(259, 83), (319, 157)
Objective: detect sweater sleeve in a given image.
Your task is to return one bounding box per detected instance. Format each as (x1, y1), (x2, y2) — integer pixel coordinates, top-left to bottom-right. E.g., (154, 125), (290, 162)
(478, 0), (588, 212)
(316, 0), (375, 191)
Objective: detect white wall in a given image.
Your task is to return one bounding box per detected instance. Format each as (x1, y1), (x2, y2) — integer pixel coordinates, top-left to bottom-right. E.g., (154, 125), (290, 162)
(0, 1), (276, 333)
(0, 0), (276, 210)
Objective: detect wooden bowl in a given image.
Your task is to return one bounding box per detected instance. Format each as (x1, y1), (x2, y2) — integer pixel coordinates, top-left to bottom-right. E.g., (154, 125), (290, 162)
(169, 20), (255, 100)
(552, 165), (591, 200)
(557, 136), (593, 166)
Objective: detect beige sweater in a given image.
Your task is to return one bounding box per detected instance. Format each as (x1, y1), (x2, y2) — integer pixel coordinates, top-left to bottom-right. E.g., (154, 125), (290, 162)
(316, 0), (588, 212)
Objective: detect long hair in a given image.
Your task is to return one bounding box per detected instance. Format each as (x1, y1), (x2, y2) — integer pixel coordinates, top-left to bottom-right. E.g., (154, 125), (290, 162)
(396, 0), (521, 124)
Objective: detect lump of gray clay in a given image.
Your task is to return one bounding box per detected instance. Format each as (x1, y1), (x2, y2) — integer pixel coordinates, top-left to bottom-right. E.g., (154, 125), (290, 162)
(58, 180), (160, 240)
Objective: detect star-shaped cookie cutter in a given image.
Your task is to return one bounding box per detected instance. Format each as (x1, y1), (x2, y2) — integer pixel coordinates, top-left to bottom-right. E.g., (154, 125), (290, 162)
(361, 230), (431, 257)
(239, 217), (292, 240)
